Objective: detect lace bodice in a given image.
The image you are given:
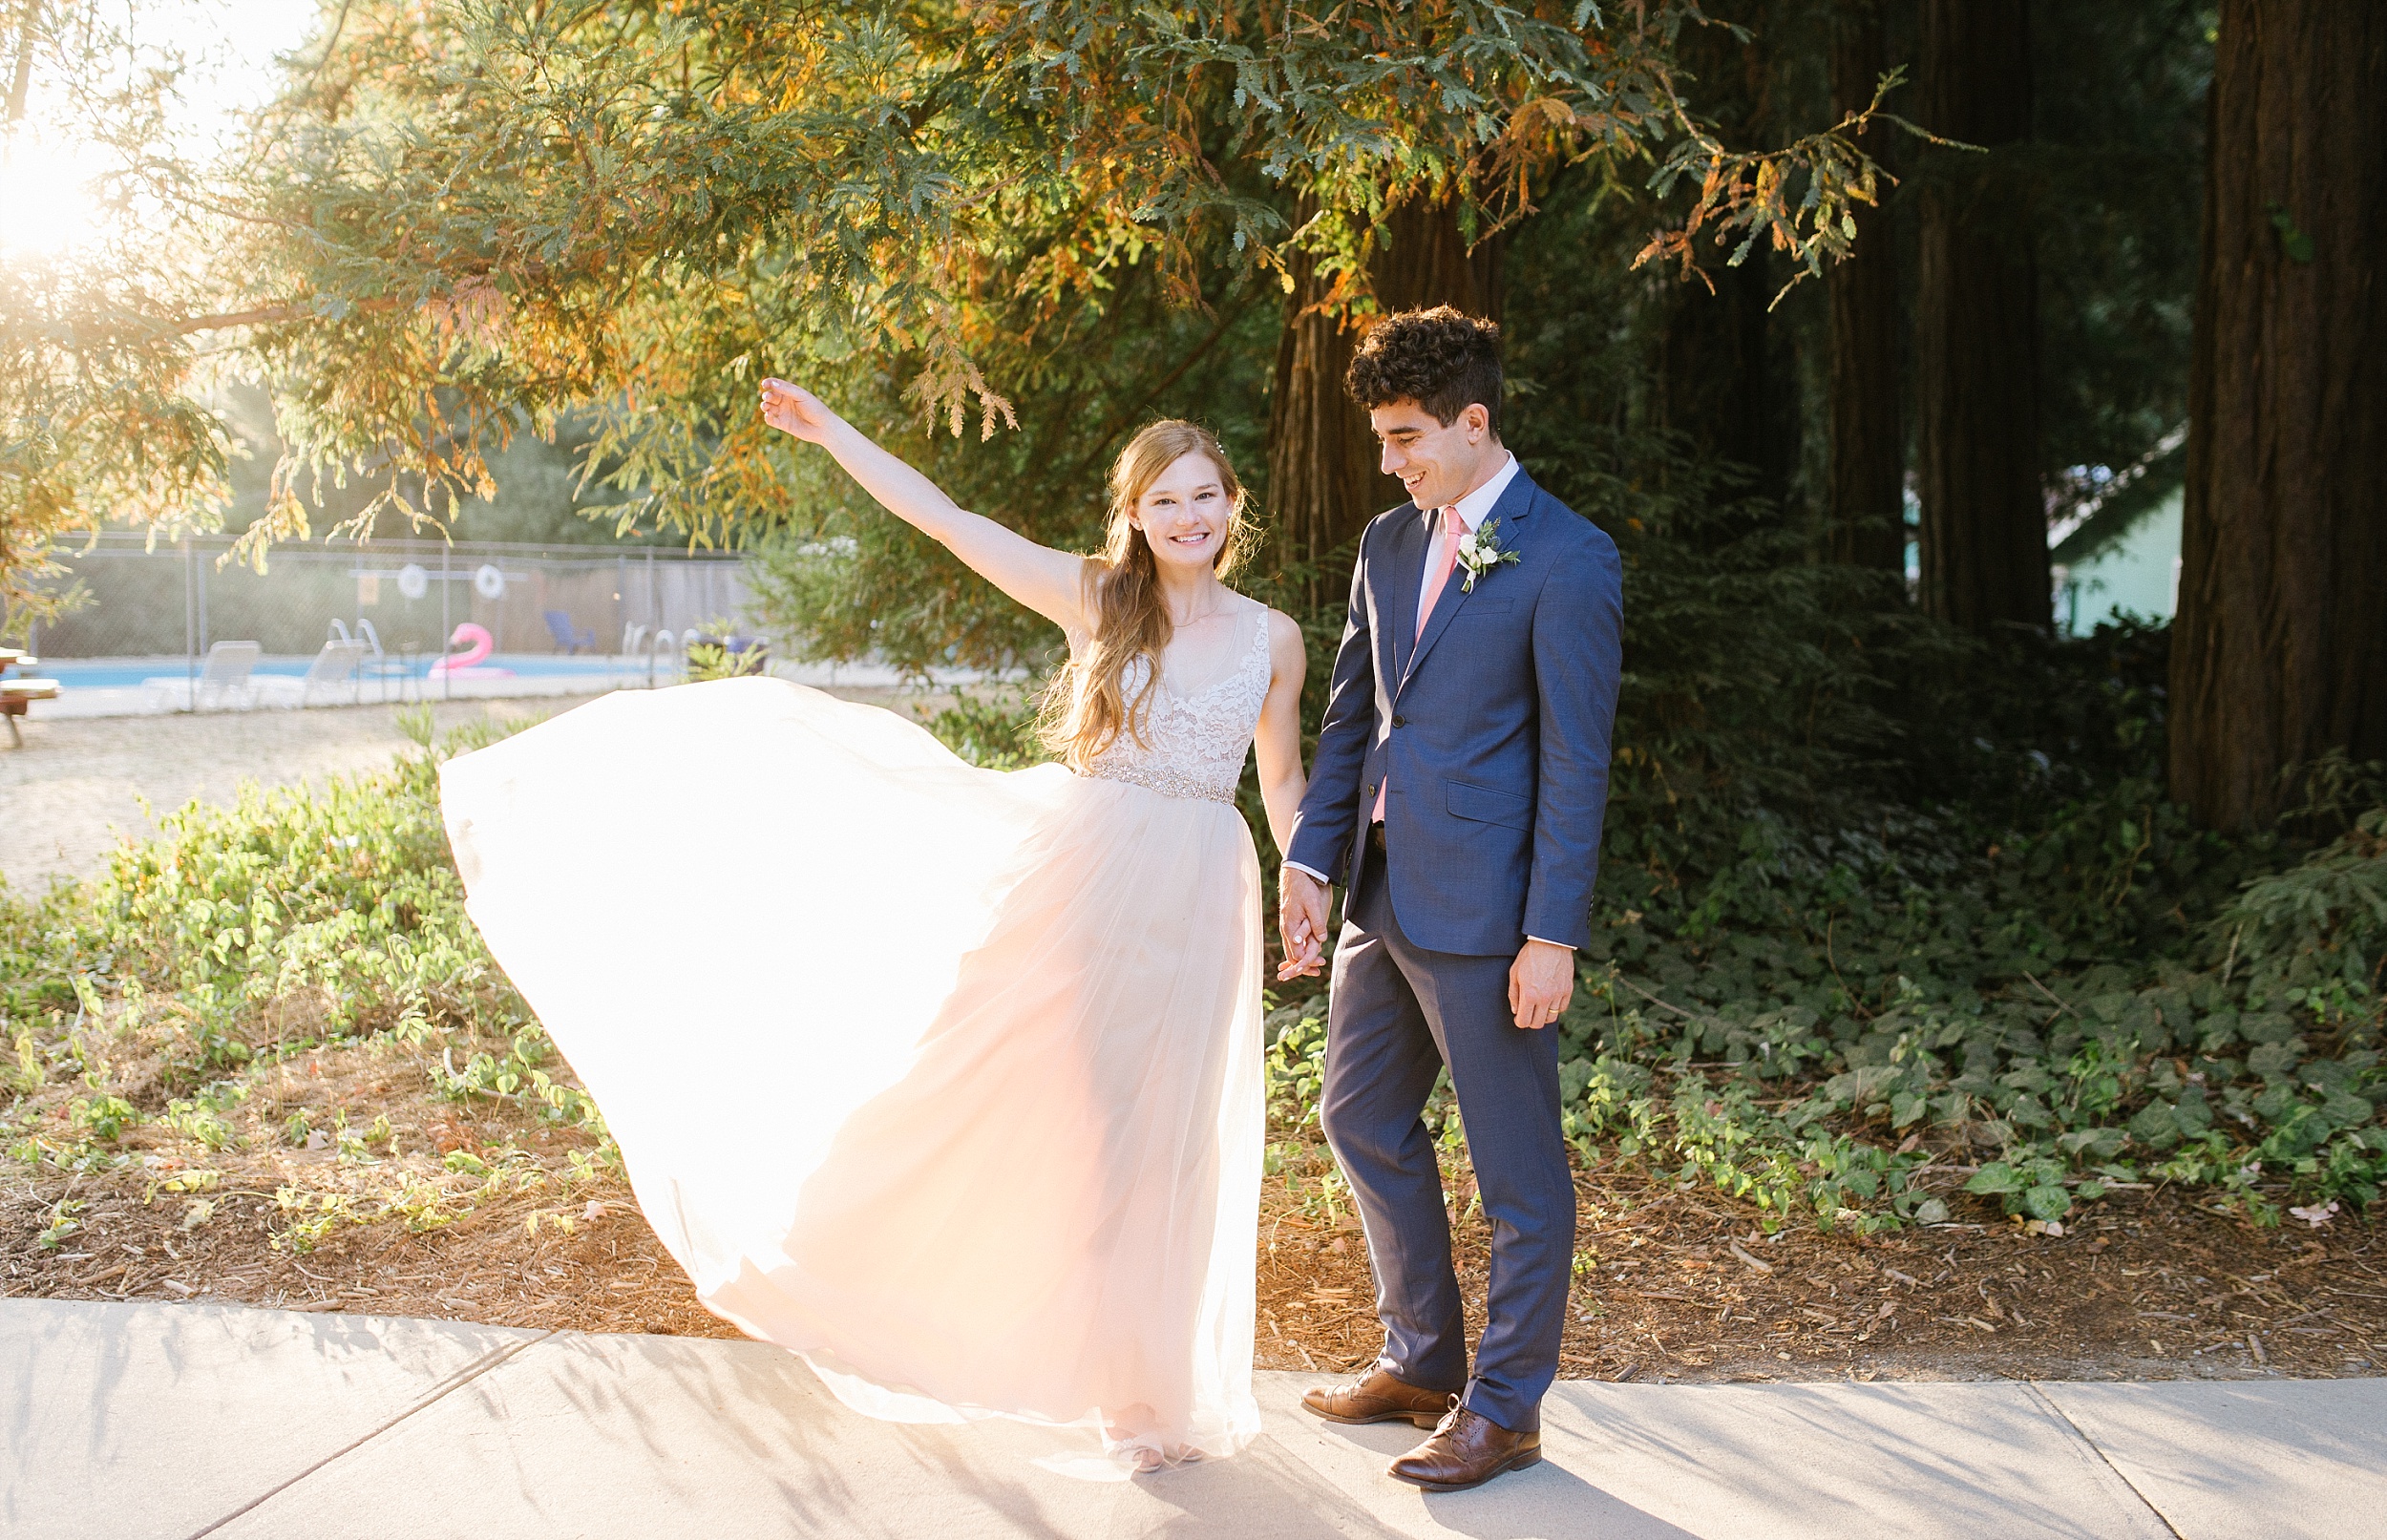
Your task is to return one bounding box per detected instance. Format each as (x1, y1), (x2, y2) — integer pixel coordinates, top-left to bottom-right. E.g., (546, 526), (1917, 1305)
(1083, 607), (1272, 805)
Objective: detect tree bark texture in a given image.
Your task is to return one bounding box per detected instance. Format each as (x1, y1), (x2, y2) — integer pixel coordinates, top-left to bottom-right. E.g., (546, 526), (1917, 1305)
(1659, 249), (1794, 507)
(2169, 0), (2387, 832)
(1654, 6), (1799, 513)
(1826, 0), (1905, 574)
(1913, 0), (2046, 630)
(1266, 197), (1504, 602)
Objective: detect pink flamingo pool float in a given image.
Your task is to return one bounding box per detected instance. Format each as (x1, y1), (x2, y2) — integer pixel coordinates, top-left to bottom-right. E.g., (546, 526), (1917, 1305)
(428, 622), (515, 678)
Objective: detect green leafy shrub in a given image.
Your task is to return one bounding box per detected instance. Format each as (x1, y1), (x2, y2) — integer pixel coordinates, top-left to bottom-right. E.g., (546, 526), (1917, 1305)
(70, 709), (528, 1076)
(0, 710), (611, 1243)
(684, 643), (771, 683)
(918, 689), (1049, 772)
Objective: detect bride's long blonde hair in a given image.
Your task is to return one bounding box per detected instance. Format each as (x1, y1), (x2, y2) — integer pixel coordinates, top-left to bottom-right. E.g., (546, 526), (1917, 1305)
(1039, 419), (1252, 770)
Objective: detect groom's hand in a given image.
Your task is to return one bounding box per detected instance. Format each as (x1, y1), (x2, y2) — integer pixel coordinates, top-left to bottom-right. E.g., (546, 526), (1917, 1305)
(1277, 867), (1330, 981)
(1510, 939), (1574, 1030)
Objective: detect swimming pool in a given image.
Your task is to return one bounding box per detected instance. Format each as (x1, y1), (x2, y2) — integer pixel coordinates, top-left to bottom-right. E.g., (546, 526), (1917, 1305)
(39, 655), (628, 689)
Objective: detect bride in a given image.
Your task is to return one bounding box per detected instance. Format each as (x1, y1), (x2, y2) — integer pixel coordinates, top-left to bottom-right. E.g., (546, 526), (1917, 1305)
(437, 382), (1310, 1476)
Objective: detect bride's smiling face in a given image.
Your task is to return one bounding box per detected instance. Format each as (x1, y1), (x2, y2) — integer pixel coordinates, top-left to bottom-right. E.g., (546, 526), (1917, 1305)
(1130, 452), (1233, 571)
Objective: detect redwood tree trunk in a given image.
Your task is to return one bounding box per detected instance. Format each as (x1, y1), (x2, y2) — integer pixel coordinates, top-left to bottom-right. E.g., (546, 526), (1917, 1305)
(1266, 196), (1503, 602)
(1659, 249), (1789, 506)
(1913, 0), (2046, 630)
(2169, 0), (2387, 832)
(1655, 6), (1797, 513)
(1827, 0), (1905, 575)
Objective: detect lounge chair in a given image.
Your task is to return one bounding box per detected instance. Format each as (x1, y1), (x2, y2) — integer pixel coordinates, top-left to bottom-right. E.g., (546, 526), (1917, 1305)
(352, 620), (420, 701)
(544, 609), (598, 654)
(257, 637), (370, 708)
(141, 640), (263, 711)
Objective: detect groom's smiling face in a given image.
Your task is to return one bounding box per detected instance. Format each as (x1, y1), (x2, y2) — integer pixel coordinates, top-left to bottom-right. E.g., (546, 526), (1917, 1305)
(1369, 398), (1499, 513)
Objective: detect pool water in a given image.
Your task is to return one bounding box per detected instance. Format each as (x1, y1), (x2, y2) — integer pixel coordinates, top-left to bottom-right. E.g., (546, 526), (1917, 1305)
(40, 655), (626, 689)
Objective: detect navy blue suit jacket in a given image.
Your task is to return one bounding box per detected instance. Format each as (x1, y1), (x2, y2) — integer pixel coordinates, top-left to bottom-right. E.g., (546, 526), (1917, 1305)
(1284, 466), (1623, 957)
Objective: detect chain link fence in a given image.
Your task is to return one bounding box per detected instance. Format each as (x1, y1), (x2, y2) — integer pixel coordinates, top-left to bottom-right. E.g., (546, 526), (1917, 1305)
(19, 534), (758, 714)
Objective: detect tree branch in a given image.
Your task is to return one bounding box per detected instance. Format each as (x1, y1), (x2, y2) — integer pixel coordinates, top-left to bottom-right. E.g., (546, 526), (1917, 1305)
(171, 296), (402, 335)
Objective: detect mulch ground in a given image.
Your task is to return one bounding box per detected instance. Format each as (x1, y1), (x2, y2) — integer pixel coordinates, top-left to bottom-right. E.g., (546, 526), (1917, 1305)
(1259, 1160), (2384, 1384)
(8, 1133), (2377, 1386)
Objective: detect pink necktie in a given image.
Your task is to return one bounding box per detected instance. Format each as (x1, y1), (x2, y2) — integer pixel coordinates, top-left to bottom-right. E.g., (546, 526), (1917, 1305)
(1372, 510), (1463, 825)
(1417, 510), (1465, 634)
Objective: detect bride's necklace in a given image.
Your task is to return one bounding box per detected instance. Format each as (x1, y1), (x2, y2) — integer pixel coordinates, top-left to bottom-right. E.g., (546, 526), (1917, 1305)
(1167, 589), (1235, 630)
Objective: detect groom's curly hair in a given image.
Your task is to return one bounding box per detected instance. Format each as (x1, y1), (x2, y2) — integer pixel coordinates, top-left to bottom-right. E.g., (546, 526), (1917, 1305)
(1344, 306), (1504, 439)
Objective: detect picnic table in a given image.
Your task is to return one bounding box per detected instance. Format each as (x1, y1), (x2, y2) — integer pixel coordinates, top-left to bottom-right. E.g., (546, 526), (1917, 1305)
(1, 647), (61, 746)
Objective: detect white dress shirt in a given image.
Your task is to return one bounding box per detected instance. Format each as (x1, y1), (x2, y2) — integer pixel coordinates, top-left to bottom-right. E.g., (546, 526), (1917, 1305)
(1421, 452), (1519, 614)
(1283, 452), (1573, 951)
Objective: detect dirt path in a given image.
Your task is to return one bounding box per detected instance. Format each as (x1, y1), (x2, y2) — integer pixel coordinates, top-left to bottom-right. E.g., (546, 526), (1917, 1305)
(0, 702), (539, 889)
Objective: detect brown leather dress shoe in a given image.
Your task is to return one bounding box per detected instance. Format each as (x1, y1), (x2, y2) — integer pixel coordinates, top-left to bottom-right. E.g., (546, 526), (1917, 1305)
(1299, 1368), (1458, 1429)
(1386, 1405), (1543, 1492)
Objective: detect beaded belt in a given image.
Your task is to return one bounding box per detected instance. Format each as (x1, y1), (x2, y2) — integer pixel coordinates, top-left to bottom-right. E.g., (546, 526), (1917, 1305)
(1083, 760), (1237, 805)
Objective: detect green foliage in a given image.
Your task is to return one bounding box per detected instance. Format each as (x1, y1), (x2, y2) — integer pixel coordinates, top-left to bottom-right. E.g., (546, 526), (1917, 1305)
(0, 711), (606, 1203)
(36, 1197), (85, 1251)
(1262, 782), (2383, 1233)
(79, 714), (519, 1066)
(683, 643), (771, 684)
(9, 0), (1916, 616)
(2031, 0), (2212, 481)
(2217, 806), (2387, 1024)
(1553, 756), (2382, 1227)
(917, 690), (1051, 774)
(0, 7), (271, 610)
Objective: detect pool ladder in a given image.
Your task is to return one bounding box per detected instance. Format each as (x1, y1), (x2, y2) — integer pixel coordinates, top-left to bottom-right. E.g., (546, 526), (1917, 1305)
(618, 624), (684, 688)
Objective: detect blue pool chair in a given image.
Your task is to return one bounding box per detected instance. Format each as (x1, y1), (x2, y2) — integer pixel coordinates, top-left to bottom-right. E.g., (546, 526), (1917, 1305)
(544, 610), (598, 654)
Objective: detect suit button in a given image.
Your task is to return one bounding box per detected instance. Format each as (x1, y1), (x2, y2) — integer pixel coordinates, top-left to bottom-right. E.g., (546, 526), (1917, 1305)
(1391, 714), (1407, 728)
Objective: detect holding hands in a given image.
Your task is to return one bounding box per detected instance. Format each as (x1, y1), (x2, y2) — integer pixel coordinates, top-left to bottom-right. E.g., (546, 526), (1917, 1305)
(1277, 866), (1329, 982)
(1278, 864), (1572, 1031)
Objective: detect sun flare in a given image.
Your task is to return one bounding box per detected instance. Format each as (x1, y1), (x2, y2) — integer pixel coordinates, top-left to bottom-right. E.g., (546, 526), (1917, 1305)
(0, 146), (107, 260)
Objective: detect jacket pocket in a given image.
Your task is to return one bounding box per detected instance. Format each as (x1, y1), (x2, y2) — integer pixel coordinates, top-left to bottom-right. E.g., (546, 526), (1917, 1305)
(1445, 778), (1533, 832)
(1454, 597), (1517, 617)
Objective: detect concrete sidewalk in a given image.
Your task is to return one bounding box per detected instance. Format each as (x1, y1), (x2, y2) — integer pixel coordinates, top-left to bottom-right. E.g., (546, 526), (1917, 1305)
(6, 1299), (2381, 1539)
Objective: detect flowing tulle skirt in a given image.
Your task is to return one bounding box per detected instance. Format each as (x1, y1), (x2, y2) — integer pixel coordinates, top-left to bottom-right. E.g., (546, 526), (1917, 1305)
(437, 678), (1264, 1474)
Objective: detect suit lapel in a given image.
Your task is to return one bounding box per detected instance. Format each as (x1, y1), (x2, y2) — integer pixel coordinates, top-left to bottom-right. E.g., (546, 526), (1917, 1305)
(1380, 503), (1427, 683)
(1400, 470), (1540, 696)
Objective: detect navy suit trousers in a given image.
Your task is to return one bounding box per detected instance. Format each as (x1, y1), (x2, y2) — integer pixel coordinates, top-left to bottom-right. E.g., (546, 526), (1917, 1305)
(1322, 833), (1574, 1432)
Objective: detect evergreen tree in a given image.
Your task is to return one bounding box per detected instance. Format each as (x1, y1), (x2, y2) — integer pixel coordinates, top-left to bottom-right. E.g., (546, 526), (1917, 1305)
(2171, 0), (2387, 831)
(1912, 0), (2045, 632)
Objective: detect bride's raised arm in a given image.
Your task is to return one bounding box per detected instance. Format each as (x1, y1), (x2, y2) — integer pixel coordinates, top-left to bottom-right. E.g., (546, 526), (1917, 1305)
(760, 379), (1088, 635)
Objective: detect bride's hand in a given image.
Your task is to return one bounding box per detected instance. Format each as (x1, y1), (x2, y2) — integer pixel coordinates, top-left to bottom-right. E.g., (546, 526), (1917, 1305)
(760, 378), (843, 444)
(1277, 867), (1329, 981)
(750, 382), (1088, 635)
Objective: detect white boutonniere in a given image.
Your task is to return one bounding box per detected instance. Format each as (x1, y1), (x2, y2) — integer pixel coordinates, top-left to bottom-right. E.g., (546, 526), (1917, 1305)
(1453, 516), (1520, 592)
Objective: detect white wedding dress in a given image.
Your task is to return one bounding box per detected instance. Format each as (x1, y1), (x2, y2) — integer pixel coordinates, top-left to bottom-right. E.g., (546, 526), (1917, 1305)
(438, 602), (1273, 1476)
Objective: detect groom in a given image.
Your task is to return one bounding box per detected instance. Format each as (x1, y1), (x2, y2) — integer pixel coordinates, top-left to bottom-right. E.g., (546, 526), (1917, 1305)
(1278, 306), (1622, 1492)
